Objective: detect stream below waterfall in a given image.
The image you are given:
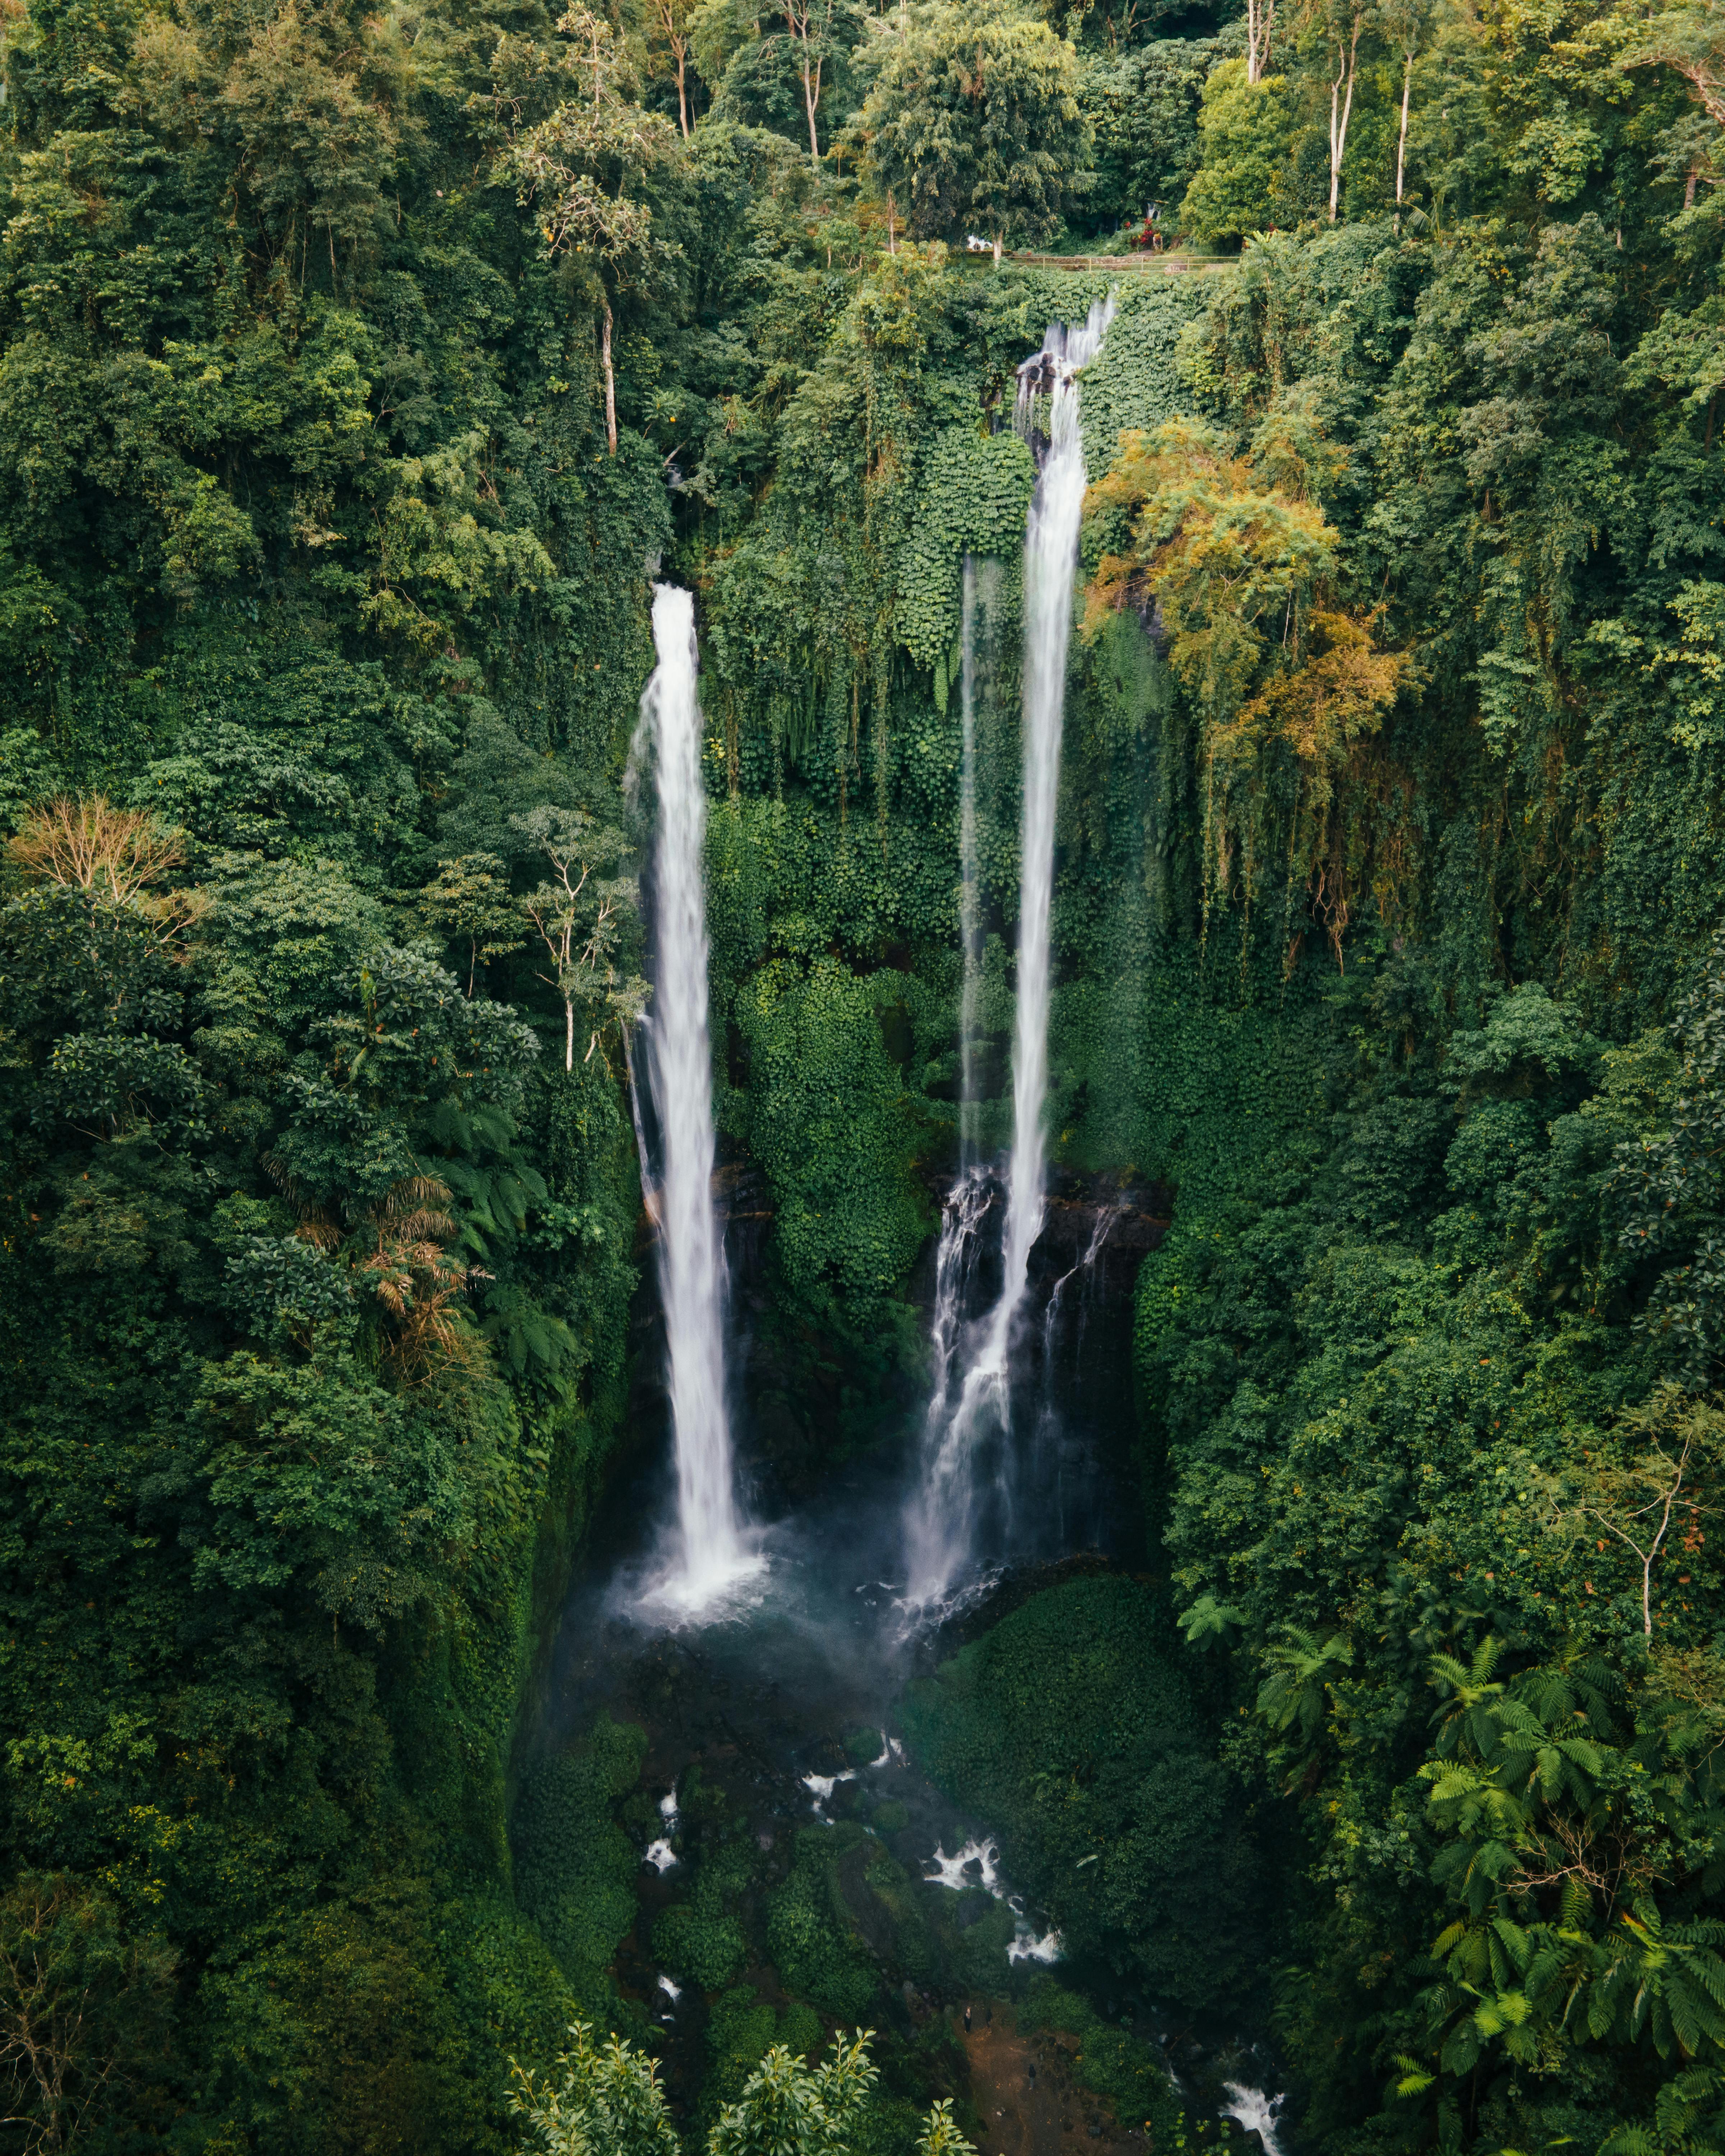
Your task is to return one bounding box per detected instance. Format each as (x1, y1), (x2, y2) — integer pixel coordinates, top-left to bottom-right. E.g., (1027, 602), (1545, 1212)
(529, 1181), (1286, 2152)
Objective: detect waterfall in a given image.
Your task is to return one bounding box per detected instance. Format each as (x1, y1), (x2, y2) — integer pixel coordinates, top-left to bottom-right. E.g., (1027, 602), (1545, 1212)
(903, 556), (993, 1515)
(636, 584), (757, 1611)
(905, 297), (1114, 1610)
(1041, 1199), (1125, 1364)
(915, 1165), (995, 1516)
(1222, 2086), (1285, 2155)
(957, 553), (983, 1163)
(995, 294), (1114, 1395)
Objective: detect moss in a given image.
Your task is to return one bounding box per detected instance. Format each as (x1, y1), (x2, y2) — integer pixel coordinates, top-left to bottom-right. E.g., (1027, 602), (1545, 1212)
(510, 1714), (649, 2006)
(902, 1577), (1257, 2013)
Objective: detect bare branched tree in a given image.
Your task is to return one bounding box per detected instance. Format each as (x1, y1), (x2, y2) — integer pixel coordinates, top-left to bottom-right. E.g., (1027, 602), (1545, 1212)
(7, 797), (203, 946)
(0, 1877), (173, 2156)
(1569, 1389), (1725, 1636)
(781, 0), (841, 163)
(1325, 0), (1365, 222)
(512, 807), (647, 1072)
(1246, 0), (1276, 83)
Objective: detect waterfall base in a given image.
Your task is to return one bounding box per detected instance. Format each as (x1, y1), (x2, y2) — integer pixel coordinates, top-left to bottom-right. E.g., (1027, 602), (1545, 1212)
(637, 1538), (769, 1624)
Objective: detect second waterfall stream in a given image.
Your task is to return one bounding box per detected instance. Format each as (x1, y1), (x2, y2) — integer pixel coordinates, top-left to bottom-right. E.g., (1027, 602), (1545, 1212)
(636, 583), (759, 1611)
(906, 295), (1115, 1611)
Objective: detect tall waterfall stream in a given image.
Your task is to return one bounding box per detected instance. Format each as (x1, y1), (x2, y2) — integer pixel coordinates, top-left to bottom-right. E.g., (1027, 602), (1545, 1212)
(635, 584), (759, 1611)
(906, 297), (1115, 1612)
(553, 323), (1283, 2153)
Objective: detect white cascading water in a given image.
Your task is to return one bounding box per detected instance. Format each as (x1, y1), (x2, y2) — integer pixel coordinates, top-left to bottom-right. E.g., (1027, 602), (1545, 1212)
(915, 1165), (995, 1507)
(1041, 1199), (1124, 1364)
(636, 584), (758, 1610)
(907, 549), (995, 1596)
(906, 554), (993, 1595)
(957, 552), (984, 1159)
(1222, 2085), (1285, 2155)
(905, 298), (1114, 1609)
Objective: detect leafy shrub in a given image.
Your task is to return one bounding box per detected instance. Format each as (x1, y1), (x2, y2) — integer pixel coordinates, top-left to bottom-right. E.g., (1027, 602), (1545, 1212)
(702, 1987), (827, 2129)
(512, 1717), (649, 2000)
(653, 1839), (755, 1990)
(765, 1828), (886, 2019)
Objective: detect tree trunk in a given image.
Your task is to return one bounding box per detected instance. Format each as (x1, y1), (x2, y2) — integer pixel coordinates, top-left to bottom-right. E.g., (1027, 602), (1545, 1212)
(1328, 15), (1361, 223)
(1687, 164), (1700, 209)
(676, 49), (689, 136)
(1245, 0), (1274, 84)
(800, 42), (821, 164)
(993, 231), (1002, 267)
(565, 995), (575, 1073)
(1395, 51), (1412, 231)
(601, 303), (617, 456)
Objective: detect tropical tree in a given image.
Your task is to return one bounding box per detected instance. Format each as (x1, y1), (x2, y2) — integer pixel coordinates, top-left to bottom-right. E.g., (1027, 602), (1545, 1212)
(709, 2031), (880, 2156)
(0, 1875), (175, 2156)
(1084, 414), (1404, 949)
(512, 807), (647, 1073)
(418, 854), (525, 998)
(1177, 60), (1300, 241)
(509, 2022), (682, 2156)
(1398, 1635), (1725, 2144)
(862, 6), (1091, 264)
(513, 2026), (972, 2156)
(1246, 0), (1276, 82)
(644, 0), (700, 133)
(1614, 929), (1725, 1384)
(1561, 1389), (1725, 1636)
(1379, 0), (1430, 227)
(1321, 0), (1367, 221)
(489, 8), (682, 451)
(6, 795), (202, 948)
(779, 0), (848, 165)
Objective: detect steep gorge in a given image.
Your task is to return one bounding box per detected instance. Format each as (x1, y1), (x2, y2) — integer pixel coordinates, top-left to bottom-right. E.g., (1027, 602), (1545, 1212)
(4, 0), (1725, 2147)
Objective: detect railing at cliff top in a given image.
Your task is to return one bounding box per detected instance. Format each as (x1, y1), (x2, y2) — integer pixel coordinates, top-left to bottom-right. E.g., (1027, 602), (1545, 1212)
(1002, 249), (1229, 272)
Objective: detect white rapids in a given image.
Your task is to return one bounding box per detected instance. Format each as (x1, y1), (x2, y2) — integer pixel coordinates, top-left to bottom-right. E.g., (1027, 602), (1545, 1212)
(1222, 2084), (1286, 2154)
(923, 1834), (1063, 1966)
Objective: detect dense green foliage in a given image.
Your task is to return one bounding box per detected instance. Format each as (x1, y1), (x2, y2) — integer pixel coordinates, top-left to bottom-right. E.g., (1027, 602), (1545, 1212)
(9, 0), (1725, 2133)
(510, 2024), (968, 2156)
(902, 1576), (1256, 2012)
(0, 0), (666, 2128)
(515, 1717), (650, 2005)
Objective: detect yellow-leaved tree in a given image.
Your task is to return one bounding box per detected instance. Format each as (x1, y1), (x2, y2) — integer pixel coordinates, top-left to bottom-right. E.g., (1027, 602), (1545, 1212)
(1083, 414), (1409, 965)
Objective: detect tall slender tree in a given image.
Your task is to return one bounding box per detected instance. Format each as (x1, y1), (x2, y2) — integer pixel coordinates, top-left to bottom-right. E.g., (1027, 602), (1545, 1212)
(491, 8), (681, 452)
(1325, 0), (1366, 221)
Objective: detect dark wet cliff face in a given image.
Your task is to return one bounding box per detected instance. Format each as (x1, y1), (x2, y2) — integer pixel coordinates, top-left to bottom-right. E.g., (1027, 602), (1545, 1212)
(633, 1161), (1168, 1524)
